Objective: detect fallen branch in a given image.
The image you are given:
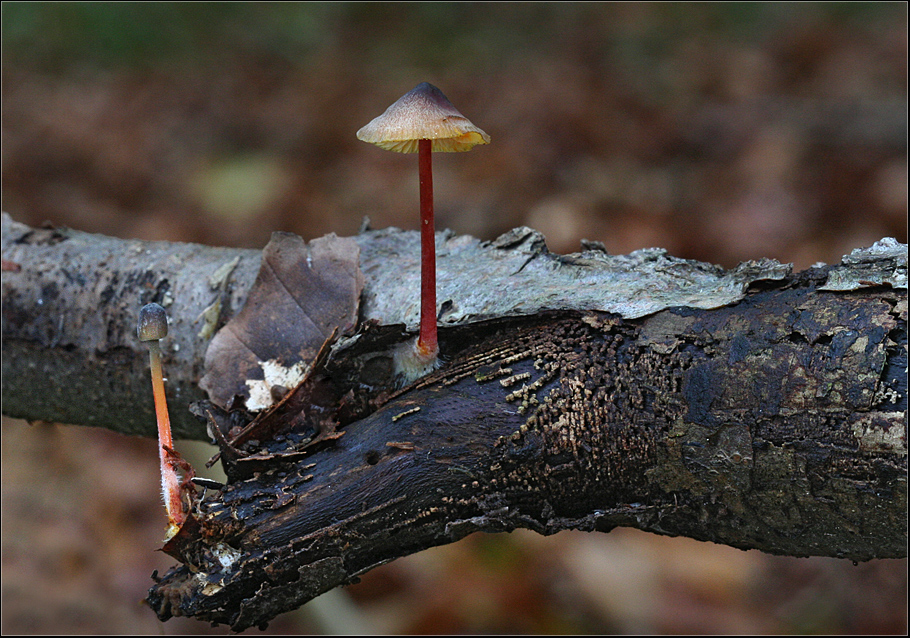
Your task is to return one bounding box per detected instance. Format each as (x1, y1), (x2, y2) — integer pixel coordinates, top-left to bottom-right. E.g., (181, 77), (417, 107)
(1, 212), (906, 630)
(0, 211), (805, 436)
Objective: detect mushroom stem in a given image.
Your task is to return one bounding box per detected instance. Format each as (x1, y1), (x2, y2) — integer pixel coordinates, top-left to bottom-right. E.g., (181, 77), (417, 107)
(138, 303), (185, 538)
(417, 138), (438, 358)
(147, 340), (184, 528)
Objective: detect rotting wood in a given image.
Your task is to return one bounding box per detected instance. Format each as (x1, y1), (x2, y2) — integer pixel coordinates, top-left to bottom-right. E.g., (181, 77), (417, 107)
(147, 277), (905, 630)
(1, 212), (906, 630)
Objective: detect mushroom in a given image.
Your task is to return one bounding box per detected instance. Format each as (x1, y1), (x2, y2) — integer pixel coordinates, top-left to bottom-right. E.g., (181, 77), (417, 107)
(357, 82), (490, 381)
(137, 302), (185, 539)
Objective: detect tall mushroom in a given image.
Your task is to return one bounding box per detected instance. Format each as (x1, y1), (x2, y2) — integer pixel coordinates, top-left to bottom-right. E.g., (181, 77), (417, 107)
(137, 302), (185, 540)
(357, 82), (490, 381)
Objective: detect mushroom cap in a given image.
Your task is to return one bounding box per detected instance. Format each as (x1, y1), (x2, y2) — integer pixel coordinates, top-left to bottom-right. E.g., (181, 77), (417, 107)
(137, 303), (169, 341)
(357, 82), (490, 153)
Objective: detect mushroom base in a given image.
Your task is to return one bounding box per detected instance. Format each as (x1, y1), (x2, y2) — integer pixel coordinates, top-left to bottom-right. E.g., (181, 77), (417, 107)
(392, 336), (440, 386)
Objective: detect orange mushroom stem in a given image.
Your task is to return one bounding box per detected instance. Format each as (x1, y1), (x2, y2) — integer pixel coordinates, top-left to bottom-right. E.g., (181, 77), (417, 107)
(137, 302), (185, 539)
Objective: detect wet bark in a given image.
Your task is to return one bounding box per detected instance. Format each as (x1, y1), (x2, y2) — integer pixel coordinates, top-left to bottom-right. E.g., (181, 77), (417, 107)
(2, 212), (907, 630)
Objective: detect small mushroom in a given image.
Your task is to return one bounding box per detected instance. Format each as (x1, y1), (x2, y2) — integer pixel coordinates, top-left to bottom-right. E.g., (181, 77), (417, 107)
(357, 82), (490, 381)
(137, 302), (184, 539)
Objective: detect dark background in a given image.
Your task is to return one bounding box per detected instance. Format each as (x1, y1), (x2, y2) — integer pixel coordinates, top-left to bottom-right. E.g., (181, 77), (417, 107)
(2, 3), (906, 634)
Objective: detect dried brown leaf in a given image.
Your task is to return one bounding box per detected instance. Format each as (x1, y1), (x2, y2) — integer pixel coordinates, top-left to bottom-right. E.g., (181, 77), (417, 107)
(200, 232), (363, 411)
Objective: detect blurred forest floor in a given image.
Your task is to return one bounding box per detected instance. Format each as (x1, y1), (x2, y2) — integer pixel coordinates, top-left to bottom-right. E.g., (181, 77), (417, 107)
(2, 3), (907, 634)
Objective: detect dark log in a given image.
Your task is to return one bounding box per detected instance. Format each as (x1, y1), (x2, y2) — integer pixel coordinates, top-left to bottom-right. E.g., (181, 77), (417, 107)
(147, 280), (905, 630)
(2, 212), (906, 631)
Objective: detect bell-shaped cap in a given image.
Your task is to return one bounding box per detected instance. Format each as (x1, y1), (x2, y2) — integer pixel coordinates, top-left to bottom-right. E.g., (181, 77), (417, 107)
(137, 302), (169, 341)
(357, 82), (490, 153)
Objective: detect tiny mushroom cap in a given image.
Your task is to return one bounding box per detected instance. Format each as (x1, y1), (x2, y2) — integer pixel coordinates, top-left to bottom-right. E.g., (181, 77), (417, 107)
(357, 82), (490, 153)
(138, 303), (169, 342)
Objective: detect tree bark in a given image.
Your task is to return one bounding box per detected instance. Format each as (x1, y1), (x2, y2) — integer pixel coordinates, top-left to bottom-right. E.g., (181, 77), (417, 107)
(2, 211), (803, 438)
(2, 212), (907, 631)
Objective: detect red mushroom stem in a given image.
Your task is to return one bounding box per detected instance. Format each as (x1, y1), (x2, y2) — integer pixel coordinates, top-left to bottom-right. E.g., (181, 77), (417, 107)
(417, 138), (438, 358)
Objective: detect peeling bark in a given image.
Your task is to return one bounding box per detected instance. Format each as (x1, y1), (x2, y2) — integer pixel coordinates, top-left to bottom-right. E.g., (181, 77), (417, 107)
(2, 211), (806, 437)
(1, 212), (907, 631)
